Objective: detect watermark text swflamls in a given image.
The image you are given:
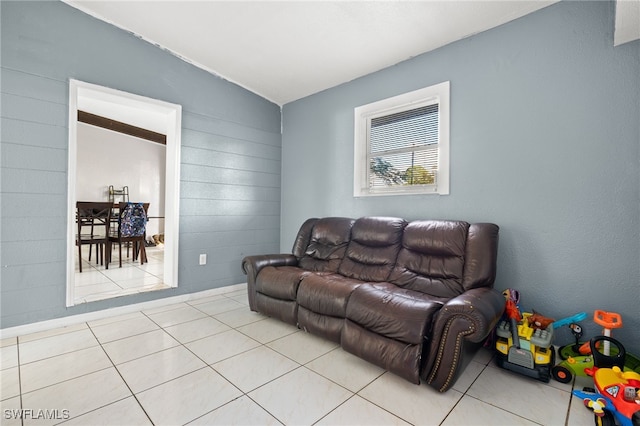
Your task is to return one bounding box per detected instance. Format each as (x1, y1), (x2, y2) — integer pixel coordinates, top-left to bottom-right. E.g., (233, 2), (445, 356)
(4, 409), (70, 420)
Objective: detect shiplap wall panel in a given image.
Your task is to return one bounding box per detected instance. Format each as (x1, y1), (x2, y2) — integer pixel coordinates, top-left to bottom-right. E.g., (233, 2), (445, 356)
(0, 263), (66, 293)
(1, 1), (281, 328)
(1, 118), (68, 149)
(1, 169), (67, 194)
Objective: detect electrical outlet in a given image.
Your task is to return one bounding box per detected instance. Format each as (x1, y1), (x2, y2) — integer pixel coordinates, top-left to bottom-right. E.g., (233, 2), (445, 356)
(199, 254), (207, 265)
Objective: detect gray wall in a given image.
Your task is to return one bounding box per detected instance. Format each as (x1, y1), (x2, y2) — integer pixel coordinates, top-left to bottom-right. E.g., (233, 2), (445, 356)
(1, 1), (281, 327)
(281, 1), (640, 354)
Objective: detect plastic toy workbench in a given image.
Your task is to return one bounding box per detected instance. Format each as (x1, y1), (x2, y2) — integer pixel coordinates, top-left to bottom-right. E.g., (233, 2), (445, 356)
(495, 312), (555, 382)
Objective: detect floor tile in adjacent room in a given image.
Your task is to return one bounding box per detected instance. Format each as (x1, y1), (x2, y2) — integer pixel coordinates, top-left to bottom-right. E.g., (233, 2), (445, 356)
(101, 265), (153, 281)
(74, 269), (112, 286)
(117, 275), (164, 289)
(74, 282), (122, 301)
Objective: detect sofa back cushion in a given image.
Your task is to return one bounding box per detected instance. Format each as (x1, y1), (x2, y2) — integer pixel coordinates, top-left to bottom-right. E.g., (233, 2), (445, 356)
(462, 223), (499, 291)
(338, 217), (407, 282)
(298, 217), (354, 272)
(388, 220), (469, 298)
(292, 218), (318, 258)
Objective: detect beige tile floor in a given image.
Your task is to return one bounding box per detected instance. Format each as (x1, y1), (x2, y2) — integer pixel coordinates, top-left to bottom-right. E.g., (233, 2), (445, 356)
(0, 286), (597, 425)
(74, 244), (169, 304)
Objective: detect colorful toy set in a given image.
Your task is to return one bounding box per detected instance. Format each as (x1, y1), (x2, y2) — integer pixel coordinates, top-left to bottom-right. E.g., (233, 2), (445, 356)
(562, 311), (640, 426)
(573, 366), (640, 426)
(494, 289), (556, 382)
(554, 311), (640, 384)
(493, 291), (639, 425)
(495, 311), (555, 382)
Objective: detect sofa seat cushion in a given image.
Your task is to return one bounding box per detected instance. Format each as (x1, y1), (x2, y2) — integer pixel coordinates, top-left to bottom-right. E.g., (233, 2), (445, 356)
(346, 283), (445, 345)
(255, 293), (298, 325)
(256, 266), (309, 300)
(297, 272), (364, 317)
(341, 319), (422, 384)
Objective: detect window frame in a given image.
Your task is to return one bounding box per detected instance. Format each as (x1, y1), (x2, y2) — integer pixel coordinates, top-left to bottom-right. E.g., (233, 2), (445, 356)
(353, 81), (450, 197)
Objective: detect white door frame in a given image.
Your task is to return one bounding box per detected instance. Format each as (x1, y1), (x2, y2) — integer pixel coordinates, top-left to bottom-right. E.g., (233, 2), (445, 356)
(66, 79), (181, 306)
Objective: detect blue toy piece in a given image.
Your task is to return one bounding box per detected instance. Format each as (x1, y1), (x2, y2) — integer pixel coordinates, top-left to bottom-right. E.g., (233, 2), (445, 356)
(552, 311), (587, 329)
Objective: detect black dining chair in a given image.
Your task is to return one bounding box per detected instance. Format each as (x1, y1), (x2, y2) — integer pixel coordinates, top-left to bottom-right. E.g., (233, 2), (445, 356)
(76, 201), (113, 273)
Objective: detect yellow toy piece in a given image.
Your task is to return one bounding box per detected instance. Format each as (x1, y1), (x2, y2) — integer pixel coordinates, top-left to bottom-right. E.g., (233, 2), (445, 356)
(596, 366), (640, 386)
(495, 312), (555, 381)
(585, 398), (607, 417)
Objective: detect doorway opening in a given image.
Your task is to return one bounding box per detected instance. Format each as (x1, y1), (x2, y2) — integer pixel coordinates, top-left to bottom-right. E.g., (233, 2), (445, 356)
(66, 80), (181, 306)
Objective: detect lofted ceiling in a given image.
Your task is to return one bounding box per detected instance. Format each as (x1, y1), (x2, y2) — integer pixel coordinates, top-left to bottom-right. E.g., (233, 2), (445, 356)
(64, 0), (639, 106)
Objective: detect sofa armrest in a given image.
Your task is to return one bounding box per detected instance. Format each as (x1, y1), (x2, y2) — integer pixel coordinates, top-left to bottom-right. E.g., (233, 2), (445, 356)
(242, 254), (298, 311)
(423, 287), (505, 391)
(242, 254), (298, 276)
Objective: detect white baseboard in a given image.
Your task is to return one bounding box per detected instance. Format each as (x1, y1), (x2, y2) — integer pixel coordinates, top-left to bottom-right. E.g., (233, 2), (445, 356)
(0, 283), (247, 340)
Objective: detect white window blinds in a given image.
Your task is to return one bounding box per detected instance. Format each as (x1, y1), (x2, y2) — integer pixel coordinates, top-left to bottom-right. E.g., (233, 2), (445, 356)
(368, 103), (439, 190)
(353, 81), (449, 197)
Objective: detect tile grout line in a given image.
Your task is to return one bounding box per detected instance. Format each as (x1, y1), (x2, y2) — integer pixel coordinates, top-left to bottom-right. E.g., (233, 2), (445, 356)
(139, 298), (263, 425)
(86, 318), (156, 425)
(196, 296), (412, 426)
(16, 337), (24, 426)
(75, 247), (165, 303)
(148, 293), (346, 425)
(437, 362), (489, 425)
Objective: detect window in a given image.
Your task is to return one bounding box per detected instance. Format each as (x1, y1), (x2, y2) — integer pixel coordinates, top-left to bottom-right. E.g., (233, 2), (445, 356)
(354, 81), (450, 197)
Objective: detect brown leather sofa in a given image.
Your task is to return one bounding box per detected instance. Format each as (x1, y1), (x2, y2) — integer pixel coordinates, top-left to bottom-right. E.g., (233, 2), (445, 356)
(242, 216), (505, 392)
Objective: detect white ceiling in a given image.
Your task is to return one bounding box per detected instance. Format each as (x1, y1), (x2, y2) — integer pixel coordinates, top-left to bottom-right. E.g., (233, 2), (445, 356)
(64, 0), (639, 106)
